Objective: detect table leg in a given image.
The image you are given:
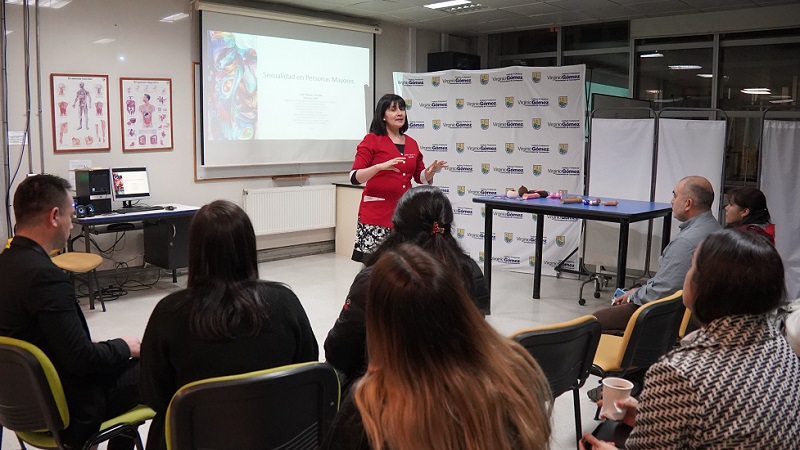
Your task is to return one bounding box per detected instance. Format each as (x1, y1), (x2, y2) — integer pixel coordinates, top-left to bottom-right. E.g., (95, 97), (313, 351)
(617, 221), (630, 289)
(483, 207), (493, 313)
(172, 269), (177, 283)
(533, 214), (544, 299)
(82, 226), (98, 309)
(661, 213), (672, 251)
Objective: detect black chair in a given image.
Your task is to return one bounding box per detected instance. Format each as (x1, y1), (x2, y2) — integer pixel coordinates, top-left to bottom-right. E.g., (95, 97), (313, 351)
(166, 362), (340, 450)
(0, 336), (154, 450)
(511, 315), (602, 447)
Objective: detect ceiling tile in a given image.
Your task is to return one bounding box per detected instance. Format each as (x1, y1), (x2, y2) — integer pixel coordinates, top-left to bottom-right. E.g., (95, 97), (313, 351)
(624, 0), (699, 14)
(385, 6), (450, 21)
(610, 0), (687, 4)
(503, 2), (566, 15)
(347, 0), (412, 13)
(482, 0), (545, 7)
(545, 0), (620, 11)
(682, 0), (753, 8)
(580, 4), (641, 19)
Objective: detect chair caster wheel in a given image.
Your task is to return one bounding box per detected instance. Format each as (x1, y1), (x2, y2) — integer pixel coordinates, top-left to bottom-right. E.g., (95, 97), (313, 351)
(579, 298), (586, 305)
(594, 292), (601, 299)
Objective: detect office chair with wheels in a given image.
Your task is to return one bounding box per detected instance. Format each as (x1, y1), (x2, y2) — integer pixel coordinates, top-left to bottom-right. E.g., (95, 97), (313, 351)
(0, 336), (154, 450)
(590, 290), (685, 419)
(50, 251), (105, 312)
(166, 362), (340, 450)
(511, 315), (602, 448)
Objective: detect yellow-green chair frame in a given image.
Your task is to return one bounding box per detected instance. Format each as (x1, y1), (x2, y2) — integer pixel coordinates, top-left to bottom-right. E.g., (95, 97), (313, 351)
(0, 336), (154, 450)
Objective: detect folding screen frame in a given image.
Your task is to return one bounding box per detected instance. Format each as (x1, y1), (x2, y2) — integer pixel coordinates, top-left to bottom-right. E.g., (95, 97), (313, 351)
(655, 108), (727, 229)
(759, 105), (800, 299)
(575, 107), (727, 297)
(581, 107), (657, 277)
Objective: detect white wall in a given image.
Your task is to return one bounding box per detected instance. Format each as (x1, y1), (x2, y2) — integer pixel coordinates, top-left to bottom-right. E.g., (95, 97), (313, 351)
(0, 0), (456, 251)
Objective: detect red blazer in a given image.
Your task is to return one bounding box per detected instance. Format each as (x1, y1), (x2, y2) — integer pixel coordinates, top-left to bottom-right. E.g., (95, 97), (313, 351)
(352, 133), (425, 228)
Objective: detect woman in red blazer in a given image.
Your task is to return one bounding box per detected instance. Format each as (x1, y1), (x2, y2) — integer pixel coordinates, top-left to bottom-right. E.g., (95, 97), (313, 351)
(349, 94), (446, 262)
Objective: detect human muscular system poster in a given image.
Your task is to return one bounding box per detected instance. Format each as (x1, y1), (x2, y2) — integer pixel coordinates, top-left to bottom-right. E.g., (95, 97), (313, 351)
(120, 77), (173, 151)
(50, 73), (110, 152)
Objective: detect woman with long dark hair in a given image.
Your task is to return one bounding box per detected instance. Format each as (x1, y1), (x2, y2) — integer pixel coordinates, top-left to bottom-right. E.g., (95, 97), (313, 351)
(325, 185), (489, 391)
(323, 245), (552, 450)
(583, 229), (800, 449)
(349, 93), (447, 262)
(724, 186), (774, 245)
(140, 200), (318, 450)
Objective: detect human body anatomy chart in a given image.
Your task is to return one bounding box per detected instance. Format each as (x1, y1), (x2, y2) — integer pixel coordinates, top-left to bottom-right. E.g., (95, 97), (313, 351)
(120, 77), (173, 151)
(50, 73), (110, 152)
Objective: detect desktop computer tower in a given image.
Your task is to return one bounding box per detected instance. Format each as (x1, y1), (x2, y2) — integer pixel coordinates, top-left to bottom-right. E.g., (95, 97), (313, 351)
(143, 216), (191, 272)
(75, 168), (112, 215)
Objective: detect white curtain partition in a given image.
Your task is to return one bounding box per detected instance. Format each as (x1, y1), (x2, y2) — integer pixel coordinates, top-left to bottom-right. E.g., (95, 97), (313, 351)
(654, 118), (726, 252)
(394, 66), (586, 275)
(761, 120), (800, 299)
(585, 118), (656, 270)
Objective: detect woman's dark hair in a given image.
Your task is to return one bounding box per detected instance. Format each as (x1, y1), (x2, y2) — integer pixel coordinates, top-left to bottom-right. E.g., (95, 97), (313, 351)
(369, 94), (408, 135)
(365, 185), (474, 294)
(691, 229), (785, 324)
(726, 186), (771, 226)
(186, 200), (269, 339)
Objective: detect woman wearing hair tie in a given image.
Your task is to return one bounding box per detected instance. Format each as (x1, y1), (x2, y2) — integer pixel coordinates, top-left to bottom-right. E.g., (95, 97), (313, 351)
(325, 185), (487, 393)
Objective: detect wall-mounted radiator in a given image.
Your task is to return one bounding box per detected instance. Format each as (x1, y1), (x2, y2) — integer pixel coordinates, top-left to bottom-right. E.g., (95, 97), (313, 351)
(243, 185), (336, 235)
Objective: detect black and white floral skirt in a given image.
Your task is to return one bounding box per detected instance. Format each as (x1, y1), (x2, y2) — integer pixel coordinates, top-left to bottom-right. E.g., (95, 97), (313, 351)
(352, 222), (391, 262)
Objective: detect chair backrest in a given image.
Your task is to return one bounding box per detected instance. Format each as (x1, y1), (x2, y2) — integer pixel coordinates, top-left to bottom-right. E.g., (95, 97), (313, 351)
(618, 291), (685, 370)
(511, 315), (602, 397)
(0, 337), (70, 439)
(166, 362), (340, 450)
(678, 308), (693, 339)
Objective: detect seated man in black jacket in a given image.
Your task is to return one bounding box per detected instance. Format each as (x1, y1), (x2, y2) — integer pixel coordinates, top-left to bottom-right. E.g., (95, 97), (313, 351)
(324, 185), (489, 392)
(0, 174), (140, 450)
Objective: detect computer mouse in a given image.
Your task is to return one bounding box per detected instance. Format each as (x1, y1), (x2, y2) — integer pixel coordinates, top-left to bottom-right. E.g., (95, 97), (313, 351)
(165, 205), (176, 211)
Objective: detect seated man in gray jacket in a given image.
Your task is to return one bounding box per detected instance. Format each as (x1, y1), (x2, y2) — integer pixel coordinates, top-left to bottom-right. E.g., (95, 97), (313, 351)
(592, 175), (722, 334)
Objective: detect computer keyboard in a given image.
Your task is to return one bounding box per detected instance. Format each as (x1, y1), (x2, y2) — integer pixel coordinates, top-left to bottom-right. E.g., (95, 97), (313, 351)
(113, 205), (165, 214)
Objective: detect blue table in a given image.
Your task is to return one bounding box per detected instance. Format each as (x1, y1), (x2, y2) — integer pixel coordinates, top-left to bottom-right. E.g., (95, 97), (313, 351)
(472, 196), (672, 307)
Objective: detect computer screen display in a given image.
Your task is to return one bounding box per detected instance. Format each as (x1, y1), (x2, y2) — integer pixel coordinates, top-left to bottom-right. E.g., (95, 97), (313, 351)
(110, 167), (151, 202)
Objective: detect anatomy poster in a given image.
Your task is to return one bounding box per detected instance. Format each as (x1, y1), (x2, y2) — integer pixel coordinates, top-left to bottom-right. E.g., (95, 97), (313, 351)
(50, 74), (110, 152)
(120, 77), (173, 151)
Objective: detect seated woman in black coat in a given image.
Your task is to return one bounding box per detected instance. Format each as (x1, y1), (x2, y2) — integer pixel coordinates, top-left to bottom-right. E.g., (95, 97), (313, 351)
(324, 185), (489, 391)
(140, 200), (318, 450)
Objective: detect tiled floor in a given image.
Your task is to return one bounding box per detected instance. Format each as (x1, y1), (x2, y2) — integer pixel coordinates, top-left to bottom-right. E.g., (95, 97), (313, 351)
(2, 252), (614, 450)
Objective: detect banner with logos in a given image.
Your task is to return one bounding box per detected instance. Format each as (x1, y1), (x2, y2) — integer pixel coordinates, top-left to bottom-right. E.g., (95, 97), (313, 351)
(394, 65), (586, 275)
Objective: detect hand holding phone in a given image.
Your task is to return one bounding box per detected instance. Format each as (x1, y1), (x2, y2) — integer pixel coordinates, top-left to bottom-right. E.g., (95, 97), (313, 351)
(612, 288), (626, 305)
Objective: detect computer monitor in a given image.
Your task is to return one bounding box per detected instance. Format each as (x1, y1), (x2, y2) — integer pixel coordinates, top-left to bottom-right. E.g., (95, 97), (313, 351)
(110, 166), (151, 207)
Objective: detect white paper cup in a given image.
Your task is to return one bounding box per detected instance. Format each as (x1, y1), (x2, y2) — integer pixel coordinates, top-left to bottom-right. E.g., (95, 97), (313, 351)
(601, 377), (634, 421)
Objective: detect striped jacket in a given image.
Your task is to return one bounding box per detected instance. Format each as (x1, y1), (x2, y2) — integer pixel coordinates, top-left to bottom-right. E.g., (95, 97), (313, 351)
(627, 314), (800, 449)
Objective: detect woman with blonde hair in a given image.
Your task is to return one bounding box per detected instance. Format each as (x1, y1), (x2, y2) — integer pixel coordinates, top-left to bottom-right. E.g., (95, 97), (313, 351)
(322, 244), (551, 450)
